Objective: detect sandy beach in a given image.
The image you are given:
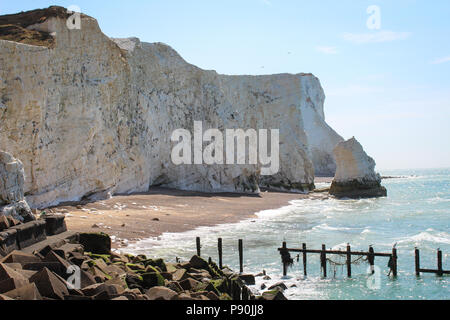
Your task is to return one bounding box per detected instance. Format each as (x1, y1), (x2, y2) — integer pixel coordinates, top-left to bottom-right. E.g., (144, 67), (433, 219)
(50, 181), (332, 249)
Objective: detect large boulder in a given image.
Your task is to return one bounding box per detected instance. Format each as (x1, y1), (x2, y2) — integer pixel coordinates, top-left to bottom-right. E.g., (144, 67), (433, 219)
(0, 151), (25, 204)
(3, 282), (42, 300)
(0, 151), (34, 222)
(261, 288), (288, 300)
(79, 233), (111, 255)
(29, 267), (69, 300)
(145, 286), (177, 300)
(0, 263), (29, 293)
(329, 138), (387, 199)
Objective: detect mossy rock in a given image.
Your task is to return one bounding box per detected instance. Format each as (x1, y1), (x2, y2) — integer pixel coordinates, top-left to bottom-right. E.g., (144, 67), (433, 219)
(106, 276), (128, 289)
(87, 260), (96, 268)
(189, 255), (221, 279)
(145, 265), (162, 273)
(136, 254), (147, 261)
(205, 282), (221, 296)
(88, 265), (112, 281)
(141, 272), (165, 289)
(193, 282), (209, 292)
(230, 276), (245, 286)
(125, 273), (144, 291)
(79, 232), (111, 254)
(134, 270), (147, 275)
(143, 258), (167, 272)
(219, 293), (232, 301)
(165, 263), (177, 273)
(210, 279), (226, 293)
(189, 255), (209, 269)
(207, 260), (223, 278)
(261, 289), (288, 301)
(86, 253), (111, 263)
(125, 263), (145, 271)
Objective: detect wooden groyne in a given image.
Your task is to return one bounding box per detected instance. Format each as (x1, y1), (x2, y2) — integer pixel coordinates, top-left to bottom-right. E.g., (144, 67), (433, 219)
(415, 248), (450, 276)
(196, 237), (245, 274)
(193, 237), (448, 280)
(278, 242), (450, 278)
(278, 242), (396, 277)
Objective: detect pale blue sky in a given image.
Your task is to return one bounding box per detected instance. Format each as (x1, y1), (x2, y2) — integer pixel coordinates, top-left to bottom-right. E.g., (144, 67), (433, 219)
(2, 0), (449, 170)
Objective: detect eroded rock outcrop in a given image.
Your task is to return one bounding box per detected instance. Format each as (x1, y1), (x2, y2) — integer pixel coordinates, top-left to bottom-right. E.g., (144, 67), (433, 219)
(0, 151), (35, 221)
(0, 7), (343, 208)
(329, 138), (387, 199)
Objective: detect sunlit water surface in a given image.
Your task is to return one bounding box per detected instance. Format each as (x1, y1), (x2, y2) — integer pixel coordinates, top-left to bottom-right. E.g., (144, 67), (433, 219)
(127, 169), (450, 300)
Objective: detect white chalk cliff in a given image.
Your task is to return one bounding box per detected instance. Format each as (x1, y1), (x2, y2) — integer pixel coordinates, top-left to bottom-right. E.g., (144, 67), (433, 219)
(330, 137), (387, 198)
(0, 7), (343, 209)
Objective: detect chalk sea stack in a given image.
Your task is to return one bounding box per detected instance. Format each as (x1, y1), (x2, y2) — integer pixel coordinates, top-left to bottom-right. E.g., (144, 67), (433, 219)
(329, 138), (387, 199)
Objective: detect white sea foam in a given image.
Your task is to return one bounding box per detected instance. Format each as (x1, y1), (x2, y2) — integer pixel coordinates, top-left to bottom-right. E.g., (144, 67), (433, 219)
(312, 223), (363, 232)
(397, 231), (450, 246)
(426, 196), (450, 204)
(254, 202), (298, 219)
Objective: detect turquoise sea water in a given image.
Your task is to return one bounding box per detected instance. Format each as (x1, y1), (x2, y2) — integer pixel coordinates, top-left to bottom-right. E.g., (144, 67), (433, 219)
(127, 168), (450, 300)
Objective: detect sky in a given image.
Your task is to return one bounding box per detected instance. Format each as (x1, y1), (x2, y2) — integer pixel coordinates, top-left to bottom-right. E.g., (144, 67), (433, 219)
(1, 0), (449, 170)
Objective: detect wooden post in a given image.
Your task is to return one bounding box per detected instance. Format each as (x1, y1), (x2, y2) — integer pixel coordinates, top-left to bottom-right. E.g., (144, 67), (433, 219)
(196, 237), (201, 256)
(231, 279), (241, 300)
(242, 286), (249, 301)
(415, 248), (420, 276)
(282, 242), (287, 276)
(368, 246), (375, 275)
(218, 238), (223, 269)
(302, 243), (307, 276)
(238, 239), (243, 274)
(392, 248), (398, 277)
(346, 244), (352, 278)
(321, 244), (327, 278)
(437, 249), (443, 277)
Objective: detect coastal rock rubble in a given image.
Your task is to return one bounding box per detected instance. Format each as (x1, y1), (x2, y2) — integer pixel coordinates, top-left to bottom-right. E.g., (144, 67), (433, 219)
(0, 6), (343, 208)
(0, 151), (35, 222)
(0, 231), (286, 300)
(330, 137), (387, 199)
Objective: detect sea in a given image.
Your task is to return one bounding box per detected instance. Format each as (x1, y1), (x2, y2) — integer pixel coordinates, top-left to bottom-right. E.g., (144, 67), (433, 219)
(127, 168), (450, 300)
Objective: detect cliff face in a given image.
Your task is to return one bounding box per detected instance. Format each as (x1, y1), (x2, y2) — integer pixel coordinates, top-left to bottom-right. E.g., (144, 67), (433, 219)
(0, 7), (342, 208)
